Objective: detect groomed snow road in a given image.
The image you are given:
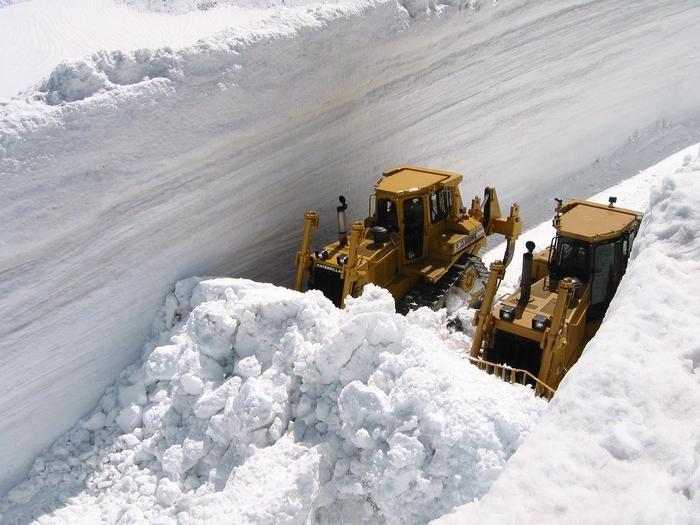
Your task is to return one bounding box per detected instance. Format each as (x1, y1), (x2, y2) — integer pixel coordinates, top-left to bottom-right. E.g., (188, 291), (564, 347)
(1, 0), (700, 495)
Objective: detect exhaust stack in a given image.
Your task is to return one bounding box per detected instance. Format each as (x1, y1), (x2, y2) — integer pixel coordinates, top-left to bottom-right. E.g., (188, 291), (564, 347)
(519, 241), (536, 304)
(337, 196), (348, 246)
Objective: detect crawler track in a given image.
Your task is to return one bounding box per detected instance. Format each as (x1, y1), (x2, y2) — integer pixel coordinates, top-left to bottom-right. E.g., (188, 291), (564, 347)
(395, 254), (488, 315)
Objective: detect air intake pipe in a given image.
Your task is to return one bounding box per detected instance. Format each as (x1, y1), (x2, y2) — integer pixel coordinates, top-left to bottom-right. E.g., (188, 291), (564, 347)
(519, 241), (536, 304)
(337, 196), (348, 246)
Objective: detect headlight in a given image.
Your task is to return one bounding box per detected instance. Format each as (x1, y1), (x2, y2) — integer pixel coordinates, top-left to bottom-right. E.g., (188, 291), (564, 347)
(532, 314), (550, 331)
(337, 254), (349, 265)
(499, 305), (515, 321)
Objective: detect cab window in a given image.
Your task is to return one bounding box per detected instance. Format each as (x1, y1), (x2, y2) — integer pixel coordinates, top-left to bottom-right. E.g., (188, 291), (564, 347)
(552, 238), (589, 281)
(376, 198), (398, 232)
(403, 197), (424, 260)
(430, 188), (449, 223)
(591, 242), (617, 306)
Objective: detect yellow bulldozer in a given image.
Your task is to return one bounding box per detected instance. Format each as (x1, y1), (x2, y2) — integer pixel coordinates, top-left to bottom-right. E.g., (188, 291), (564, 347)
(295, 165), (522, 312)
(470, 197), (644, 398)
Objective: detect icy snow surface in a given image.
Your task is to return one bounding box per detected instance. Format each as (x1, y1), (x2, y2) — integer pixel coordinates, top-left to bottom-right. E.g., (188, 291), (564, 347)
(2, 0), (700, 521)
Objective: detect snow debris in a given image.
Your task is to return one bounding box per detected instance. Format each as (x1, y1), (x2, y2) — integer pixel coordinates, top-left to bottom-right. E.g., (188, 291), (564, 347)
(37, 48), (186, 105)
(0, 280), (545, 524)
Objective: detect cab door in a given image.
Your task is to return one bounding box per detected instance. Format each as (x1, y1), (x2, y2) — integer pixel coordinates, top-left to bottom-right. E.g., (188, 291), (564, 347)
(402, 196), (425, 261)
(588, 240), (621, 320)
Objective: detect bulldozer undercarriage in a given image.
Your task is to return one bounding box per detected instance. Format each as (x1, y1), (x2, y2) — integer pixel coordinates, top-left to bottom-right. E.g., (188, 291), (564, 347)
(459, 257), (489, 308)
(395, 254), (489, 315)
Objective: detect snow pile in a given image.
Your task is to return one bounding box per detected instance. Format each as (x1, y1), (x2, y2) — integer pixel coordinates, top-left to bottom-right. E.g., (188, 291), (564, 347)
(3, 1), (372, 107)
(100, 0), (486, 17)
(113, 0), (349, 13)
(435, 147), (700, 524)
(38, 49), (186, 105)
(0, 281), (545, 524)
(113, 0), (239, 13)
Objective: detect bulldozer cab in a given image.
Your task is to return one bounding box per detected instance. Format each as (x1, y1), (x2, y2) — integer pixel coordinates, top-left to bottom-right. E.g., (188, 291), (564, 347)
(371, 167), (464, 267)
(374, 192), (448, 263)
(548, 236), (628, 319)
(547, 199), (641, 320)
(375, 194), (428, 261)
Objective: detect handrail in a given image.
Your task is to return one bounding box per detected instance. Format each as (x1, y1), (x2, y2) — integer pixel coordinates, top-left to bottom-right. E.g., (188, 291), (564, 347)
(466, 356), (555, 400)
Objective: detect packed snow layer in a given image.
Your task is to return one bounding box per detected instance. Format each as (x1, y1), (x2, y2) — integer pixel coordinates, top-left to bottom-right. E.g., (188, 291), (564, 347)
(434, 148), (700, 524)
(3, 0), (700, 496)
(0, 280), (545, 524)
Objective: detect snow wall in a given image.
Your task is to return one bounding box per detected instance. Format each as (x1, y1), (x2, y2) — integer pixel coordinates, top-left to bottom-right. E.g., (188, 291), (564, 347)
(2, 0), (700, 495)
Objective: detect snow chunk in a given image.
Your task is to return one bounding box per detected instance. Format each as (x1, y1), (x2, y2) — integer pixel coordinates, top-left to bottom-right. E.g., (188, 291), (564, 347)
(234, 356), (262, 379)
(338, 381), (391, 446)
(155, 477), (182, 506)
(115, 405), (143, 433)
(41, 58), (111, 104)
(227, 377), (278, 438)
(144, 344), (182, 382)
(118, 382), (148, 408)
(180, 373), (204, 395)
(81, 411), (106, 431)
(187, 301), (237, 360)
(194, 376), (242, 419)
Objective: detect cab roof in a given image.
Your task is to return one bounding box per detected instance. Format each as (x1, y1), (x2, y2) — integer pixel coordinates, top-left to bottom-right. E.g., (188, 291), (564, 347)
(376, 165), (463, 195)
(555, 199), (641, 242)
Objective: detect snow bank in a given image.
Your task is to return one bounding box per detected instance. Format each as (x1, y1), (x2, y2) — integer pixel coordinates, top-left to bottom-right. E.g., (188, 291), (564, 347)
(3, 0), (700, 500)
(434, 147), (700, 524)
(0, 281), (545, 524)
